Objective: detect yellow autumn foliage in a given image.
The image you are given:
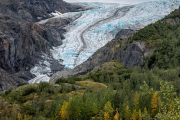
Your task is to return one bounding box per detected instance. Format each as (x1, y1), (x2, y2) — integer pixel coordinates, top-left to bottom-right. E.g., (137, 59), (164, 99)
(139, 109), (142, 120)
(104, 101), (114, 115)
(124, 106), (131, 120)
(114, 108), (119, 120)
(131, 109), (137, 120)
(104, 112), (110, 120)
(60, 101), (69, 120)
(151, 91), (161, 117)
(133, 92), (139, 110)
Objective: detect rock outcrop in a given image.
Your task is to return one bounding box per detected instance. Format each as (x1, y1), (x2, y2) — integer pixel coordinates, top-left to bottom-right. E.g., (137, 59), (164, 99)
(0, 16), (62, 89)
(120, 41), (153, 68)
(0, 68), (17, 91)
(0, 0), (80, 22)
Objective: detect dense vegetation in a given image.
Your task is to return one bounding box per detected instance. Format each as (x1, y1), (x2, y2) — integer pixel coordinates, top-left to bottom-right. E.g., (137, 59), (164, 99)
(128, 7), (180, 70)
(1, 6), (180, 120)
(1, 61), (180, 119)
(129, 7), (180, 49)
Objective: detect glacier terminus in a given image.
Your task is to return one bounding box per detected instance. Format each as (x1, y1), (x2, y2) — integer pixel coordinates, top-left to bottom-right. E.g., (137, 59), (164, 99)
(29, 0), (180, 83)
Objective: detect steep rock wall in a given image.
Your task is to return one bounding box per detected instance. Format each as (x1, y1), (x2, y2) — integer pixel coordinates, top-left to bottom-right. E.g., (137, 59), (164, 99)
(0, 0), (80, 22)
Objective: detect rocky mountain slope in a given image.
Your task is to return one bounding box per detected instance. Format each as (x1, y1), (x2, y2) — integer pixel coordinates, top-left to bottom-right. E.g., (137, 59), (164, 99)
(0, 0), (81, 91)
(0, 0), (80, 22)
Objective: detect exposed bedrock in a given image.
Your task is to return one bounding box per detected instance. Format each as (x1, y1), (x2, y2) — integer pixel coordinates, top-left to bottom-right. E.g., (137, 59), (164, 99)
(0, 17), (68, 89)
(0, 68), (17, 91)
(0, 0), (81, 22)
(0, 0), (82, 91)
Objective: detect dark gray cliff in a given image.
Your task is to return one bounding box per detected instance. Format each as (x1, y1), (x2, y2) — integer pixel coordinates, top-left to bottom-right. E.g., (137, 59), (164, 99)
(120, 41), (153, 68)
(0, 0), (81, 91)
(0, 16), (64, 90)
(0, 68), (17, 91)
(0, 0), (80, 22)
(0, 20), (48, 73)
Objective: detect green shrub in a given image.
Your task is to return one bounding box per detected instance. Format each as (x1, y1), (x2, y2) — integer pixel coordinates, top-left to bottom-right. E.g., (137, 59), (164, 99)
(5, 88), (13, 95)
(56, 77), (82, 85)
(39, 82), (50, 91)
(17, 83), (25, 87)
(38, 82), (55, 94)
(22, 104), (37, 115)
(22, 87), (37, 96)
(55, 78), (67, 84)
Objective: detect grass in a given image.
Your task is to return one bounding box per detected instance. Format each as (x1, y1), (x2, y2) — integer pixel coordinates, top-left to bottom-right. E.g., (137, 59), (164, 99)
(98, 61), (125, 72)
(75, 81), (107, 91)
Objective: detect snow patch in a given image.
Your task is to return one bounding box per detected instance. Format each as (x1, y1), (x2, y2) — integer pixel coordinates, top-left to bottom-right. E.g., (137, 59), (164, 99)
(50, 11), (62, 16)
(28, 75), (50, 84)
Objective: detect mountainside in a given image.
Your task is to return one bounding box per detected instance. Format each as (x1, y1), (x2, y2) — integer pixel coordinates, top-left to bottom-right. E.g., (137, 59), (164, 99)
(0, 0), (81, 91)
(50, 1), (180, 69)
(1, 0), (180, 90)
(2, 1), (180, 120)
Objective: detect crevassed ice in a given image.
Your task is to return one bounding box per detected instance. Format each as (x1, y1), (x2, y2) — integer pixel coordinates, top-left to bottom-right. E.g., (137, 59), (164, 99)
(51, 0), (180, 69)
(29, 0), (180, 83)
(28, 75), (50, 84)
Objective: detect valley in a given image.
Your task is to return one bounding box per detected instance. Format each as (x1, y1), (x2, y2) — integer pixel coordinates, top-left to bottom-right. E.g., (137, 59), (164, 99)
(1, 0), (180, 119)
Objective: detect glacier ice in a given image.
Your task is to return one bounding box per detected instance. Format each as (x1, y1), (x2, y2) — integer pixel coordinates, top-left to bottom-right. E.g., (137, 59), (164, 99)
(29, 0), (180, 83)
(51, 0), (180, 69)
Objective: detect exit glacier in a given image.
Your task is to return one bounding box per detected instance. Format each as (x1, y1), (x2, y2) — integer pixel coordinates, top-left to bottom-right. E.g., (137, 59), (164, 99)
(51, 0), (180, 69)
(29, 0), (180, 83)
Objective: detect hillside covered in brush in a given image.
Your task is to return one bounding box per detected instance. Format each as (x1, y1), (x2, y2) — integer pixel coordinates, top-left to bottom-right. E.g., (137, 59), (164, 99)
(1, 5), (180, 120)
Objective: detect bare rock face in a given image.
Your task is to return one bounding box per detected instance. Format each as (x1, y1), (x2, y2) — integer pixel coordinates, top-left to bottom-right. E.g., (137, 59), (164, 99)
(0, 19), (48, 73)
(115, 29), (138, 39)
(12, 71), (35, 84)
(0, 0), (80, 22)
(160, 17), (180, 25)
(42, 18), (71, 47)
(0, 68), (17, 91)
(120, 42), (153, 68)
(0, 0), (81, 91)
(0, 16), (68, 90)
